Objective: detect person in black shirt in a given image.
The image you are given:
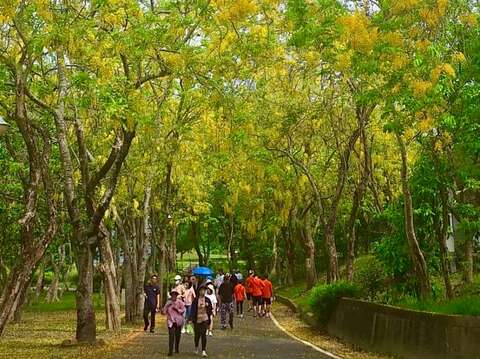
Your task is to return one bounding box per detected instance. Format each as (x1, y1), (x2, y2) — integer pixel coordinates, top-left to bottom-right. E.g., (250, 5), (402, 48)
(144, 274), (160, 333)
(218, 273), (234, 330)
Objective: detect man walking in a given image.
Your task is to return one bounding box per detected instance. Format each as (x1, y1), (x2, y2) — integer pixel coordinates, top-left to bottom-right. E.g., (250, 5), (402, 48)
(218, 273), (234, 330)
(143, 274), (160, 333)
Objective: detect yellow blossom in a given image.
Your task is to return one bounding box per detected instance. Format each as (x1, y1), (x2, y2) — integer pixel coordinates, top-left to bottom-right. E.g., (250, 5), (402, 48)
(460, 13), (477, 27)
(411, 80), (433, 98)
(391, 53), (409, 70)
(442, 63), (456, 77)
(391, 0), (420, 14)
(418, 116), (434, 133)
(384, 31), (404, 48)
(452, 52), (466, 63)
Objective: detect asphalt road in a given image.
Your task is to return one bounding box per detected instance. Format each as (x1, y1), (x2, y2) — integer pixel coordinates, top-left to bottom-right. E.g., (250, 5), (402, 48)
(108, 309), (330, 359)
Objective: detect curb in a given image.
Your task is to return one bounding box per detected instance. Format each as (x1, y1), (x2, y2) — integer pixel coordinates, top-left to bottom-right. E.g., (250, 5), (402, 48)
(270, 313), (343, 359)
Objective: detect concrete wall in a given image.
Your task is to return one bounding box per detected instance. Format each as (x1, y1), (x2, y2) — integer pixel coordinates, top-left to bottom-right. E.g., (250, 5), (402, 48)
(328, 298), (480, 359)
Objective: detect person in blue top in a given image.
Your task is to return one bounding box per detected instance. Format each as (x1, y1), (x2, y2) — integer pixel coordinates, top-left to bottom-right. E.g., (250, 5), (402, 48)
(143, 274), (160, 333)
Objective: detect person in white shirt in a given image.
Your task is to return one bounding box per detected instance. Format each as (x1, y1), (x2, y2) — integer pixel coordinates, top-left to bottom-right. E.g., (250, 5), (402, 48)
(205, 283), (217, 336)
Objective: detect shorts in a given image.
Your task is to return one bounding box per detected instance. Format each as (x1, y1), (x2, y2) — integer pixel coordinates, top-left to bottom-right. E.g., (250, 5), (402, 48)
(262, 298), (272, 305)
(253, 296), (262, 306)
(246, 293), (252, 300)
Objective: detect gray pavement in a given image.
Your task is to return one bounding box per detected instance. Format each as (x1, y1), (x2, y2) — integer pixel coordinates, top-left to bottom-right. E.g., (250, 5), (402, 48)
(108, 310), (330, 359)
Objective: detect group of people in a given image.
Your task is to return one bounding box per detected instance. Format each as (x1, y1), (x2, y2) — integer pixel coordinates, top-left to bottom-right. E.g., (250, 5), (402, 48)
(142, 269), (274, 357)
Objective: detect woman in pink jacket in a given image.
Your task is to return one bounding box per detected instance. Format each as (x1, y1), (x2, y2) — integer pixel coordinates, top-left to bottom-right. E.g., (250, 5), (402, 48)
(162, 290), (185, 356)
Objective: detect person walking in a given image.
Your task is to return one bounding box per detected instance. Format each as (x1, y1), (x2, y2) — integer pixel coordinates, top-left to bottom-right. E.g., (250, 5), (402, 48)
(205, 283), (217, 336)
(251, 274), (264, 318)
(261, 274), (273, 318)
(234, 280), (246, 318)
(143, 274), (160, 333)
(183, 281), (196, 334)
(162, 290), (185, 356)
(190, 286), (213, 357)
(173, 275), (186, 300)
(245, 270), (254, 312)
(214, 269), (224, 290)
(218, 273), (234, 329)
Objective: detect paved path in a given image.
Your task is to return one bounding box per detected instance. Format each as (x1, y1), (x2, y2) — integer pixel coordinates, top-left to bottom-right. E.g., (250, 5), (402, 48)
(108, 310), (330, 359)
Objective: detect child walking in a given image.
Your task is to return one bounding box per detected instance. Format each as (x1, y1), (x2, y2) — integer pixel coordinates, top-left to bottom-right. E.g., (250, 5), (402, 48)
(162, 290), (185, 356)
(234, 281), (246, 318)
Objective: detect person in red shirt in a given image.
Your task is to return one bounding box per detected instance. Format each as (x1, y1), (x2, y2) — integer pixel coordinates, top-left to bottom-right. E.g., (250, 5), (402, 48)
(245, 270), (254, 312)
(233, 281), (246, 318)
(251, 274), (264, 317)
(261, 274), (274, 318)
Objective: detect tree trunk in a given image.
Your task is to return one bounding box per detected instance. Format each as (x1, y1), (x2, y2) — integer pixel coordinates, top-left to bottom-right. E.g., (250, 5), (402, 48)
(75, 243), (96, 343)
(284, 227), (295, 286)
(346, 126), (370, 281)
(270, 235), (278, 278)
(438, 188), (454, 299)
(301, 212), (318, 289)
(396, 134), (431, 299)
(192, 221), (204, 266)
(34, 260), (46, 303)
(465, 236), (474, 284)
(324, 227), (340, 283)
(116, 214), (136, 323)
(99, 231), (121, 331)
(0, 259), (36, 335)
(136, 186), (152, 318)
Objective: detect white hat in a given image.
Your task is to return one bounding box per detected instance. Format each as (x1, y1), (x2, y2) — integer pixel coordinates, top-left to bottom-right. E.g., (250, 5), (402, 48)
(174, 275), (182, 281)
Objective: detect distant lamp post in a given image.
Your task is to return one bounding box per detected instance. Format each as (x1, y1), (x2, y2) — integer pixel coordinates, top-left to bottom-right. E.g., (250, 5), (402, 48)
(0, 116), (10, 136)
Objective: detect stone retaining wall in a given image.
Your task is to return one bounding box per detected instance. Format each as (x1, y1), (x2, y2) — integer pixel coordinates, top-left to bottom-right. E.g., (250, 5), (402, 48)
(328, 298), (480, 359)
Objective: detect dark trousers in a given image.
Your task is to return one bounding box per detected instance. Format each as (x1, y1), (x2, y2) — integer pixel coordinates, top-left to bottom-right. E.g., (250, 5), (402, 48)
(236, 301), (244, 315)
(143, 302), (156, 330)
(194, 321), (208, 351)
(168, 323), (182, 354)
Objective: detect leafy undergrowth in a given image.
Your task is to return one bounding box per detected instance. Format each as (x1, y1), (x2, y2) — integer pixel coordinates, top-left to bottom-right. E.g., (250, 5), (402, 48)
(277, 282), (312, 308)
(395, 295), (480, 316)
(0, 293), (138, 359)
(272, 302), (392, 359)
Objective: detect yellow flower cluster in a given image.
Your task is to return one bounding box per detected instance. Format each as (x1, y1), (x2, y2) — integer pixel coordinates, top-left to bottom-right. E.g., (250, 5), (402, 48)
(384, 31), (404, 48)
(411, 79), (432, 98)
(418, 115), (434, 133)
(420, 8), (440, 27)
(452, 52), (466, 63)
(335, 50), (353, 72)
(437, 0), (449, 17)
(391, 0), (420, 15)
(338, 12), (378, 54)
(460, 13), (478, 27)
(216, 0), (258, 22)
(431, 63), (456, 83)
(0, 0), (19, 23)
(391, 53), (409, 70)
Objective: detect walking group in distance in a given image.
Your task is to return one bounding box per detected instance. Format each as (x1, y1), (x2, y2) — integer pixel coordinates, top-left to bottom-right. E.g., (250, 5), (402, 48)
(142, 269), (274, 357)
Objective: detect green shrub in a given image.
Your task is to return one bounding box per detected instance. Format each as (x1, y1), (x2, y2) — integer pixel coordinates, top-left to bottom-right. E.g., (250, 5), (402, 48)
(353, 255), (386, 300)
(309, 281), (359, 326)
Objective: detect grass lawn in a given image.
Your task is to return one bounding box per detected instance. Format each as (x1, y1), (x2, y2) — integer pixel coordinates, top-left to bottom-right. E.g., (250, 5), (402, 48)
(394, 295), (480, 316)
(277, 281), (312, 309)
(0, 292), (138, 359)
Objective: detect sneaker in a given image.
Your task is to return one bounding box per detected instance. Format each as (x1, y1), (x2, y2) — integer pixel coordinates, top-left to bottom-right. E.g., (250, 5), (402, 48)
(143, 324), (148, 331)
(150, 329), (155, 333)
(195, 347), (199, 355)
(202, 351), (208, 357)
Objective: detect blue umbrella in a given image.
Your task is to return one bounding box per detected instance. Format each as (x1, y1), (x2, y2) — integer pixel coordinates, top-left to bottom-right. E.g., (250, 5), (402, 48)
(192, 266), (214, 276)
